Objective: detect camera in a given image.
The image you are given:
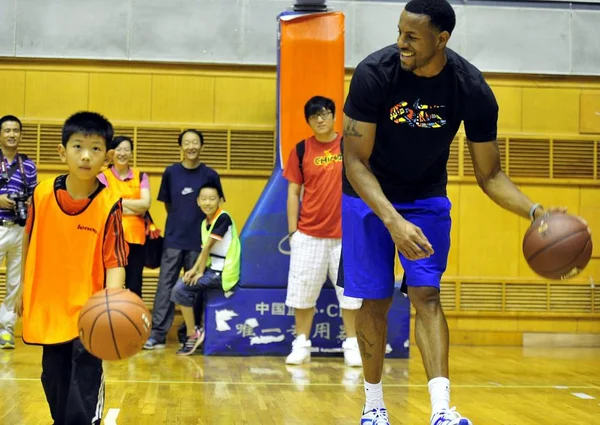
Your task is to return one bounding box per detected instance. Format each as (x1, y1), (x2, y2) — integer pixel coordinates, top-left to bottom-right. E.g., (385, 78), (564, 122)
(8, 190), (29, 226)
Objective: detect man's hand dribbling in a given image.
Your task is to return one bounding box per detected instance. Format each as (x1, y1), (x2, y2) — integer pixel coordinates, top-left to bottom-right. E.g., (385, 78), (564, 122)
(534, 206), (592, 235)
(387, 215), (434, 261)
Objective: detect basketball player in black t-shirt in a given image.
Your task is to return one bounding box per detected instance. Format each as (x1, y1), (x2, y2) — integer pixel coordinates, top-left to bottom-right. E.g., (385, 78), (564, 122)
(336, 0), (584, 424)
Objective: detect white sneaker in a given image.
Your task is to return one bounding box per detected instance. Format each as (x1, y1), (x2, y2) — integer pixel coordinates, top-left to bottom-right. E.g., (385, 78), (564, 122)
(431, 407), (472, 425)
(285, 334), (311, 365)
(361, 407), (390, 424)
(343, 337), (362, 367)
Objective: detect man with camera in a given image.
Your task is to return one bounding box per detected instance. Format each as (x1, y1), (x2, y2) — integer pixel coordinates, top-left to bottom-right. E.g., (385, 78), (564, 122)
(0, 115), (37, 349)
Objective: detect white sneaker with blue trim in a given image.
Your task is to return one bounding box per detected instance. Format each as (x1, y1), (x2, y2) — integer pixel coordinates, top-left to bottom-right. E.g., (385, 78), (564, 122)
(361, 407), (390, 424)
(430, 407), (472, 425)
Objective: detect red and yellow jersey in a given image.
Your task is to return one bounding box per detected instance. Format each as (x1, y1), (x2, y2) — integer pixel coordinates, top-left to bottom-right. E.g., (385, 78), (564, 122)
(283, 134), (343, 238)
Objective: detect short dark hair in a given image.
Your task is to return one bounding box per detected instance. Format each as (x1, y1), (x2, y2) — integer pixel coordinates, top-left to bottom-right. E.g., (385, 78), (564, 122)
(110, 135), (134, 151)
(0, 115), (22, 131)
(62, 111), (113, 148)
(304, 96), (336, 122)
(178, 129), (204, 146)
(405, 0), (456, 35)
(198, 182), (224, 199)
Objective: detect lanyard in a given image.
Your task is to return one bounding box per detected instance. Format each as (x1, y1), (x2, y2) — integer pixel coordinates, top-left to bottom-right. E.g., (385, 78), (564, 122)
(0, 152), (27, 192)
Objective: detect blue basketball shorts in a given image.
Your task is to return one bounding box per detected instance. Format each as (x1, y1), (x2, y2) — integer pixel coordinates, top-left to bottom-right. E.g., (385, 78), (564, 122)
(338, 194), (451, 300)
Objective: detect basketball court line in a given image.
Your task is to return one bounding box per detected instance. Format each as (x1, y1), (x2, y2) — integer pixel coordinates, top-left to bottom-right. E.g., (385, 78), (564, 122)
(572, 393), (596, 400)
(0, 376), (598, 389)
(104, 408), (120, 425)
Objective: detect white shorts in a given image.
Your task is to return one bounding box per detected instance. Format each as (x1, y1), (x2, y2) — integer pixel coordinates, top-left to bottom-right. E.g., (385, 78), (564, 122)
(285, 230), (362, 310)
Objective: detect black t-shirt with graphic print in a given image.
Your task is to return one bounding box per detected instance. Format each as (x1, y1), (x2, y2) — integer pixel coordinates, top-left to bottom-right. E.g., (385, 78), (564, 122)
(343, 44), (499, 203)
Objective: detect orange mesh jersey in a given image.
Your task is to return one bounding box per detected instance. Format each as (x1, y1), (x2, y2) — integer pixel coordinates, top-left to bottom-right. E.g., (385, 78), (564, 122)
(22, 176), (128, 345)
(101, 167), (146, 244)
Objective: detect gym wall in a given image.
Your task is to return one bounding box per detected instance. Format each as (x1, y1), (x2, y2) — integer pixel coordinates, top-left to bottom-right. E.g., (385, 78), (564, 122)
(1, 0), (599, 343)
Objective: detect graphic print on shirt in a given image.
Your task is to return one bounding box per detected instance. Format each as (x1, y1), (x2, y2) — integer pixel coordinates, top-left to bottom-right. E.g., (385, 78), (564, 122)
(313, 149), (343, 171)
(389, 99), (446, 128)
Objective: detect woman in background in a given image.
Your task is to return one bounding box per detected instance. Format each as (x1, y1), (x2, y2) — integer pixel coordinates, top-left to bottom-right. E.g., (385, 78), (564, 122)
(98, 136), (151, 297)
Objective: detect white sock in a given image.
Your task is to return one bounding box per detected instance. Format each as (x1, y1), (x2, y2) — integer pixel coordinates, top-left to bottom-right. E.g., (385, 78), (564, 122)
(364, 380), (385, 411)
(428, 377), (450, 414)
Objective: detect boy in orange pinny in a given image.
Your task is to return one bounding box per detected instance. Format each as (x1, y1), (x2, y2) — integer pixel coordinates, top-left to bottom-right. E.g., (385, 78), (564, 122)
(16, 111), (128, 425)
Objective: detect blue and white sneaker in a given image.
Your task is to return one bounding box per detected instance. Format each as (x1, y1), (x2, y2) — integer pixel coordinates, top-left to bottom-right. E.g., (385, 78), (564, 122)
(361, 407), (390, 424)
(431, 407), (472, 425)
(143, 337), (166, 350)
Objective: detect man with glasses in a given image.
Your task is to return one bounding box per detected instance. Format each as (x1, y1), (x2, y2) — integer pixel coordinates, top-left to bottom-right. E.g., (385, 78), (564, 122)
(0, 115), (37, 349)
(282, 96), (363, 366)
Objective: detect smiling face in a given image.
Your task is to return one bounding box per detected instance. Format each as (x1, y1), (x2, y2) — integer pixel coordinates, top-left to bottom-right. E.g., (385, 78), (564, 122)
(180, 131), (202, 162)
(113, 140), (132, 168)
(397, 9), (449, 75)
(0, 121), (21, 151)
(197, 187), (222, 218)
(58, 133), (109, 181)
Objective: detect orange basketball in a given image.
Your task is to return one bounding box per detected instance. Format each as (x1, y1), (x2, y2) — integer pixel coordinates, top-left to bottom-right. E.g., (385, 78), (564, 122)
(78, 288), (151, 361)
(523, 213), (592, 280)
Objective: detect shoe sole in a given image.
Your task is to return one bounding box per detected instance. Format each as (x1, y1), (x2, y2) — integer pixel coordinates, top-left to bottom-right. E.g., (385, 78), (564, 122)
(0, 344), (14, 349)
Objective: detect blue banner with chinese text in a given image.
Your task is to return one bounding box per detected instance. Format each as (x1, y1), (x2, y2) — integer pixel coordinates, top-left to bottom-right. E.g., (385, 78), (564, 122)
(204, 286), (411, 358)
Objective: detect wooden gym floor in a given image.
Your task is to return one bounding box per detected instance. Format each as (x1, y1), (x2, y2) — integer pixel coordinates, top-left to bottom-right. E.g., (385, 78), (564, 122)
(0, 341), (598, 424)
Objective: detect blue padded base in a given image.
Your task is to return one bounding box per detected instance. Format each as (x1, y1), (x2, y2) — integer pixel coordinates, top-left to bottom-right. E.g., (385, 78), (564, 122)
(203, 286), (411, 358)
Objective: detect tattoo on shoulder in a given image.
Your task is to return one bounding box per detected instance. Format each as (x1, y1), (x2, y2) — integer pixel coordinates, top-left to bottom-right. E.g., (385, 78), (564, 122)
(344, 119), (363, 138)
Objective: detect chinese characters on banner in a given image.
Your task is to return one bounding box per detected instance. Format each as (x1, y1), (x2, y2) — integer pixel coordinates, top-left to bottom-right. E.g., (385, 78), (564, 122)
(204, 287), (411, 358)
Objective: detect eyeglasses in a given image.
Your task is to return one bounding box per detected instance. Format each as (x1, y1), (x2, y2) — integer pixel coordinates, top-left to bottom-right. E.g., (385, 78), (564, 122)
(308, 111), (333, 122)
